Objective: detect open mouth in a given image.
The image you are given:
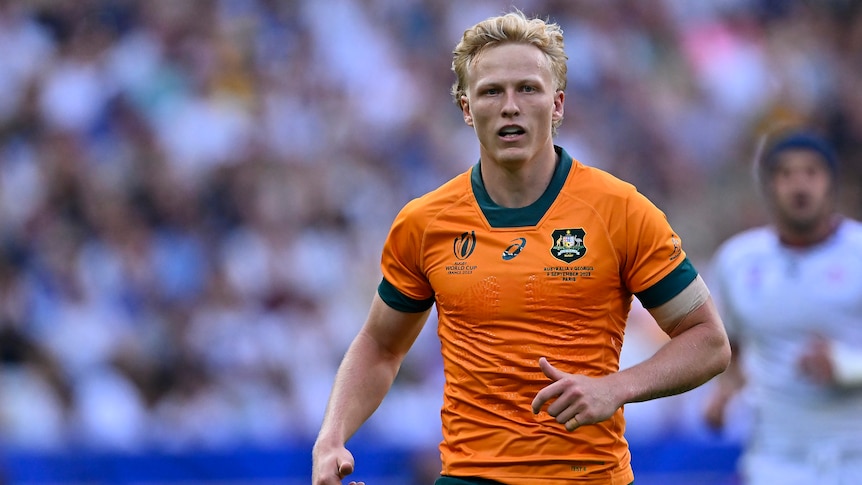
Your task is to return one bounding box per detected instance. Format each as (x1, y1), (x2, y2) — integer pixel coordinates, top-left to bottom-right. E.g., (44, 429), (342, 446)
(498, 125), (525, 139)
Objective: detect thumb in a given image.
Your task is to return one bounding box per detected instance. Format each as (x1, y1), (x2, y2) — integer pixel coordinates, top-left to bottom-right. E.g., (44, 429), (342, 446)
(539, 357), (565, 381)
(337, 460), (354, 478)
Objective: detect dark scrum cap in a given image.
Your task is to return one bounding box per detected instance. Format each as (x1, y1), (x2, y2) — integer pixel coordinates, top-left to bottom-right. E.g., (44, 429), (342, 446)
(761, 131), (838, 176)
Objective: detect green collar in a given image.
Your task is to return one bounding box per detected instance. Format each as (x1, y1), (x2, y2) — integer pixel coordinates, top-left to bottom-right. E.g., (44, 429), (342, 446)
(471, 146), (573, 228)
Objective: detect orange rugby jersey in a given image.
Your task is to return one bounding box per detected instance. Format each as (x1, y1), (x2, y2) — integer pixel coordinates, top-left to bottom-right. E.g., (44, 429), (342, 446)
(378, 146), (695, 484)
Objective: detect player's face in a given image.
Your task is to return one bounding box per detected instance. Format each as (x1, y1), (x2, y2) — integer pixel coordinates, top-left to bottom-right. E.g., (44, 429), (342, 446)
(768, 149), (834, 232)
(460, 43), (564, 168)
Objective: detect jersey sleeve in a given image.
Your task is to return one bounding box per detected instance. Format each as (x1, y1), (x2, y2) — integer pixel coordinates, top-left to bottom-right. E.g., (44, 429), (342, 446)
(377, 200), (436, 313)
(623, 189), (698, 309)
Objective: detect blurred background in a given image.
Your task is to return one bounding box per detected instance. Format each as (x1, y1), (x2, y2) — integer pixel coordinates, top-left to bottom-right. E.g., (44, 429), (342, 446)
(0, 0), (860, 483)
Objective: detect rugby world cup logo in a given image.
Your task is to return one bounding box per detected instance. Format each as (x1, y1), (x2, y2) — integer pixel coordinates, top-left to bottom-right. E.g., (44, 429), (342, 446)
(453, 231), (477, 260)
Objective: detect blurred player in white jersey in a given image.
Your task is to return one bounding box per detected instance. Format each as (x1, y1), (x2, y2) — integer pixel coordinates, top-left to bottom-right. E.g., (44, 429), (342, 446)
(704, 129), (862, 485)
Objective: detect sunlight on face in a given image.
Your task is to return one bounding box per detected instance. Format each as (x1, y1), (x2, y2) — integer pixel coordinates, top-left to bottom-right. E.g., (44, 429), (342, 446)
(461, 43), (564, 168)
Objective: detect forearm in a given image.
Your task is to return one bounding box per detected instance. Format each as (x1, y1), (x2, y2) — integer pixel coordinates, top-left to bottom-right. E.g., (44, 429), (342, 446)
(315, 330), (404, 447)
(616, 319), (730, 404)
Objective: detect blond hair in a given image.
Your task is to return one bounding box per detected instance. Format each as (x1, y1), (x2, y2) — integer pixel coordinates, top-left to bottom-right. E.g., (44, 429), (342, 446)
(451, 10), (568, 129)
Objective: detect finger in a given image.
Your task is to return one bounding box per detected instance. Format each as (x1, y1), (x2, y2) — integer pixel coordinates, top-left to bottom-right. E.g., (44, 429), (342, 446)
(546, 397), (566, 418)
(531, 392), (547, 415)
(338, 460), (354, 478)
(565, 415), (580, 432)
(532, 383), (565, 416)
(539, 357), (565, 381)
(555, 405), (579, 424)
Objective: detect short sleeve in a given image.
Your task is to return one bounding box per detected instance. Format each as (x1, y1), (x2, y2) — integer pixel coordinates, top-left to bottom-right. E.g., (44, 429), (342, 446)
(623, 189), (696, 307)
(378, 200), (435, 311)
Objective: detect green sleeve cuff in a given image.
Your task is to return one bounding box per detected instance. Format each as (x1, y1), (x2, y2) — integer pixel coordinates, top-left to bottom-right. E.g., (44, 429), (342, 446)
(377, 278), (435, 313)
(636, 257), (698, 309)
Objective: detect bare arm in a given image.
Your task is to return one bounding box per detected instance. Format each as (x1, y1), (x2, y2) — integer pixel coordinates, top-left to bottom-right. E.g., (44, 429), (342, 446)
(532, 277), (731, 430)
(312, 294), (431, 485)
(618, 294), (731, 403)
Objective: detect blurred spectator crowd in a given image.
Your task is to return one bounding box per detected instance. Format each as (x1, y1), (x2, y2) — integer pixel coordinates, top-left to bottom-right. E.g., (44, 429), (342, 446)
(0, 0), (861, 455)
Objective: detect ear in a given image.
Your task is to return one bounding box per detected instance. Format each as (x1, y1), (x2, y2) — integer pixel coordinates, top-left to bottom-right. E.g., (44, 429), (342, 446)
(460, 95), (473, 126)
(552, 90), (565, 124)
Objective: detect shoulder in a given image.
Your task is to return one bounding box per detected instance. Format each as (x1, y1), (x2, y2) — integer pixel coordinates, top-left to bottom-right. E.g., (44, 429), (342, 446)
(563, 160), (648, 217)
(393, 169), (473, 228)
(830, 218), (862, 260)
(556, 146), (639, 201)
(837, 218), (862, 240)
(713, 226), (774, 266)
(570, 162), (638, 197)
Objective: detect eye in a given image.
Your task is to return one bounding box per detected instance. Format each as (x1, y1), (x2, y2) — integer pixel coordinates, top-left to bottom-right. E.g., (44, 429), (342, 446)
(521, 85), (536, 93)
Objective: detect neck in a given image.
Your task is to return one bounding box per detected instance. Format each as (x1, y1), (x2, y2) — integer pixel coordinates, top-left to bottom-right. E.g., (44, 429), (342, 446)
(778, 214), (841, 247)
(480, 145), (558, 208)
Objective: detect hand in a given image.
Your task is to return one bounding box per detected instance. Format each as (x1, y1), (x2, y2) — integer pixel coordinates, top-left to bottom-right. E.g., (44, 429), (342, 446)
(702, 389), (729, 430)
(530, 357), (621, 431)
(312, 443), (364, 485)
(798, 335), (835, 385)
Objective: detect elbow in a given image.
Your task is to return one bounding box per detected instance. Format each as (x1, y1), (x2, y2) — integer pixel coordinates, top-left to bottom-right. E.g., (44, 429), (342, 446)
(717, 344), (732, 375)
(711, 330), (733, 377)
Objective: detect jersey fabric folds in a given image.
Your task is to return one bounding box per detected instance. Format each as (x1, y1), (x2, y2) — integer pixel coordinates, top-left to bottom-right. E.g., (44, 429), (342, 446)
(378, 146), (695, 484)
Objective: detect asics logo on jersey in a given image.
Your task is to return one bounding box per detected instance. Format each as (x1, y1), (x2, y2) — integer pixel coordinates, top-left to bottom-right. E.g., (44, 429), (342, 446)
(502, 237), (527, 260)
(453, 231), (477, 260)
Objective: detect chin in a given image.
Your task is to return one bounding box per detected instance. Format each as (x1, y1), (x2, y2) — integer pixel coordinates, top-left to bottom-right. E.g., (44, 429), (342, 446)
(494, 145), (533, 162)
(784, 215), (821, 233)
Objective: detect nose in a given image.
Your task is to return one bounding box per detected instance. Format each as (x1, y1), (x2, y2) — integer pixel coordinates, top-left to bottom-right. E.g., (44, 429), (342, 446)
(501, 91), (520, 117)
